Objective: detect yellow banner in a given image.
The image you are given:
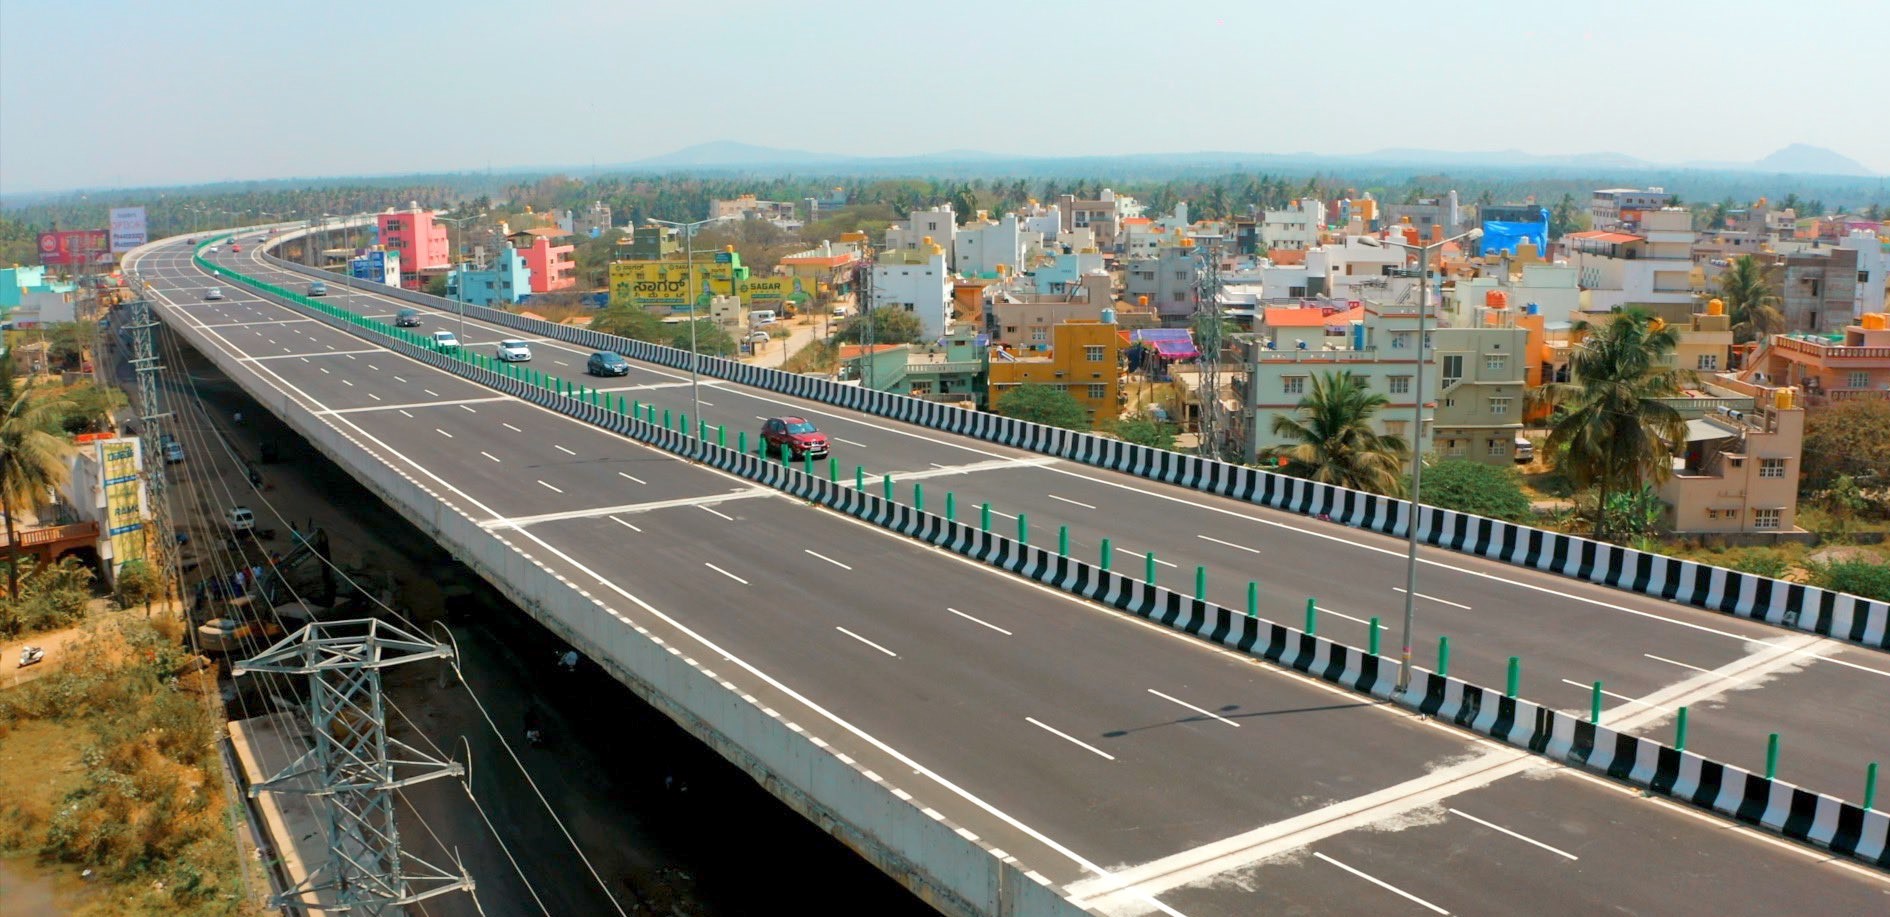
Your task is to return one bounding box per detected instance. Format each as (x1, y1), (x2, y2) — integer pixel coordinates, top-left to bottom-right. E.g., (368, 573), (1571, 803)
(609, 261), (737, 307)
(101, 440), (146, 569)
(737, 276), (814, 304)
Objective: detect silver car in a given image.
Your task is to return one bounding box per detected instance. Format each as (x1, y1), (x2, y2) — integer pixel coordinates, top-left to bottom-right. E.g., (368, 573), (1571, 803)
(496, 339), (533, 362)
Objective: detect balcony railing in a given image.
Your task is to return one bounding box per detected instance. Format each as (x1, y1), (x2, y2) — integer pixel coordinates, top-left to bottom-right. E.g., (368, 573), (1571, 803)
(1774, 336), (1890, 360)
(1253, 349), (1386, 363)
(905, 360), (985, 375)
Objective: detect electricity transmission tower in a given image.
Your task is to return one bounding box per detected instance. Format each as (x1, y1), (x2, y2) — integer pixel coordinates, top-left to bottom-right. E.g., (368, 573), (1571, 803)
(1191, 234), (1228, 459)
(236, 619), (474, 914)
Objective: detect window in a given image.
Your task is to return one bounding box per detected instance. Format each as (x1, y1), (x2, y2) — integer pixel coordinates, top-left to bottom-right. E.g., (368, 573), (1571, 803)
(1489, 397), (1511, 416)
(1391, 332), (1412, 349)
(1283, 376), (1306, 395)
(1389, 375), (1411, 395)
(1760, 458), (1786, 478)
(1088, 383), (1107, 399)
(1031, 328), (1048, 342)
(1486, 353), (1508, 372)
(1385, 420), (1407, 438)
(1446, 439), (1466, 456)
(1848, 371), (1870, 389)
(1753, 508), (1781, 530)
(1442, 397), (1456, 408)
(1697, 354), (1719, 371)
(1084, 345), (1106, 362)
(1488, 439), (1509, 457)
(1442, 355), (1463, 387)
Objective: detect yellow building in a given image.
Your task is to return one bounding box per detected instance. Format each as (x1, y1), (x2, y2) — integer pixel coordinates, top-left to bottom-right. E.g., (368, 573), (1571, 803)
(986, 319), (1122, 427)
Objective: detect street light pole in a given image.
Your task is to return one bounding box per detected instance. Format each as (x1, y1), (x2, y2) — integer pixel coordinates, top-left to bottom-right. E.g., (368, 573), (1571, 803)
(1386, 226), (1482, 695)
(647, 217), (717, 438)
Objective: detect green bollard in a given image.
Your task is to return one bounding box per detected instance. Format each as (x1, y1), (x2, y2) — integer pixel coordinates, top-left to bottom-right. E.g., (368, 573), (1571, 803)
(1016, 513), (1028, 545)
(1866, 762), (1879, 811)
(738, 431), (747, 454)
(699, 419), (708, 439)
(1506, 657), (1521, 698)
(1144, 552), (1156, 586)
(1591, 682), (1604, 724)
(1101, 538), (1112, 571)
(1305, 598), (1317, 635)
(717, 426), (726, 448)
(680, 414), (689, 436)
(914, 483), (925, 513)
(1676, 706), (1690, 752)
(980, 503), (991, 533)
(855, 466), (865, 491)
(945, 492), (956, 521)
(778, 444), (790, 467)
(618, 396), (626, 414)
(663, 408), (672, 430)
(803, 452), (813, 476)
(1765, 733), (1780, 780)
(1058, 525), (1069, 557)
(883, 474), (893, 500)
(1247, 582), (1259, 619)
(1438, 636), (1451, 678)
(1369, 616), (1381, 655)
(828, 457), (838, 482)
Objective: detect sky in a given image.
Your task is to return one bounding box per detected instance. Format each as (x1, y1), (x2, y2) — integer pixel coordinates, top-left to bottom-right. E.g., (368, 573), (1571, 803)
(2, 0), (1885, 194)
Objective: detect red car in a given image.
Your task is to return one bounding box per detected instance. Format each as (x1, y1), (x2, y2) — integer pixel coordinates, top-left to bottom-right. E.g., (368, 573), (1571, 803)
(760, 416), (829, 459)
(231, 243), (242, 253)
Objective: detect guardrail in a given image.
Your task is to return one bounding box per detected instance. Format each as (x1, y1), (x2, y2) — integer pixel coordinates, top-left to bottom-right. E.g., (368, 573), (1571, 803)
(251, 244), (1890, 653)
(208, 240), (1890, 872)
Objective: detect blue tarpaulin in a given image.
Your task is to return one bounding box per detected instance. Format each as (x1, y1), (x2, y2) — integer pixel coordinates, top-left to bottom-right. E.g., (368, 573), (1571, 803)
(1481, 209), (1550, 255)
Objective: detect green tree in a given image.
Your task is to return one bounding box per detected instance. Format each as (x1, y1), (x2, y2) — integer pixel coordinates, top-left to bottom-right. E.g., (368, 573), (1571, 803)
(113, 558), (165, 615)
(1108, 416), (1178, 450)
(1714, 255), (1784, 343)
(0, 380), (71, 598)
(592, 304), (667, 343)
(1269, 370), (1409, 496)
(1530, 310), (1688, 539)
(995, 384), (1089, 430)
(670, 319), (736, 357)
(1806, 559), (1890, 602)
(1418, 459), (1533, 521)
(836, 306), (928, 345)
(1799, 399), (1890, 490)
(51, 381), (126, 435)
(424, 274), (449, 297)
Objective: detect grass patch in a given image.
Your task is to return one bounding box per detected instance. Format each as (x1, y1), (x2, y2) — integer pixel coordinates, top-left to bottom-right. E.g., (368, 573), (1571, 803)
(782, 338), (838, 375)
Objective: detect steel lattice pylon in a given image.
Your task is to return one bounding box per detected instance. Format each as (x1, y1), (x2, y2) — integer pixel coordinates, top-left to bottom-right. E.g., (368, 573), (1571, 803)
(236, 619), (473, 914)
(1191, 235), (1228, 459)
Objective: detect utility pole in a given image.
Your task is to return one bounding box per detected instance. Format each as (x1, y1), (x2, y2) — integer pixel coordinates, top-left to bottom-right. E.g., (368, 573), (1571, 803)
(236, 619), (474, 914)
(860, 246), (876, 390)
(1192, 234), (1226, 458)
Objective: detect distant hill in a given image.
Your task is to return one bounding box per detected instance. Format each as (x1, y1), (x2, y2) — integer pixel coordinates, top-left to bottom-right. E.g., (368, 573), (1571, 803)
(631, 141), (845, 168)
(1749, 144), (1877, 176)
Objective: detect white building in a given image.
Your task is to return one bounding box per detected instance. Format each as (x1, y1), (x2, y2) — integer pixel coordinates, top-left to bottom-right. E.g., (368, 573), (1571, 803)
(1020, 202), (1063, 240)
(1242, 304), (1436, 461)
(1261, 199), (1325, 251)
(1590, 188), (1674, 229)
(870, 246), (953, 340)
(1840, 229), (1890, 321)
(1451, 261), (1583, 325)
(885, 205), (958, 264)
(1567, 207), (1698, 314)
(954, 213), (1025, 277)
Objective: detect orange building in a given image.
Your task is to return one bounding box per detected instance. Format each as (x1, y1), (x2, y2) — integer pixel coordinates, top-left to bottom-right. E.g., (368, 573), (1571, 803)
(987, 320), (1122, 427)
(1743, 313), (1890, 408)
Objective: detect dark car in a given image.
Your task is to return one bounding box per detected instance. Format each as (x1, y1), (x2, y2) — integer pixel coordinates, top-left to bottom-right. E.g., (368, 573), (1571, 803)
(586, 351), (630, 376)
(760, 416), (829, 459)
(395, 308), (422, 327)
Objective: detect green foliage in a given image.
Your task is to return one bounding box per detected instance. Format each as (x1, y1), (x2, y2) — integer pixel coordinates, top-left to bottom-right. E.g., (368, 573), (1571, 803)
(0, 378), (74, 598)
(0, 556), (97, 638)
(1815, 474), (1870, 538)
(1800, 399), (1890, 492)
(1726, 548), (1792, 579)
(1580, 485), (1666, 541)
(1270, 370), (1409, 497)
(1419, 459), (1534, 521)
(112, 559), (164, 612)
(836, 306), (927, 345)
(591, 303), (668, 343)
(1714, 255), (1784, 344)
(669, 319), (736, 357)
(1109, 416), (1178, 450)
(995, 384), (1089, 430)
(1806, 559), (1890, 602)
(423, 274), (449, 297)
(46, 381), (126, 435)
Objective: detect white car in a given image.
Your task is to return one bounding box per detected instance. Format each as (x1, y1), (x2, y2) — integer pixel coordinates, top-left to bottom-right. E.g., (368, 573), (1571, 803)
(431, 331), (460, 349)
(204, 287), (224, 300)
(208, 245), (220, 254)
(496, 339), (532, 362)
(745, 330), (771, 344)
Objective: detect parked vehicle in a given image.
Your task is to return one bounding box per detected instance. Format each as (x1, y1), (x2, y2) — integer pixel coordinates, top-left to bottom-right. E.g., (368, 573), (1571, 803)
(204, 287), (224, 300)
(431, 331), (460, 349)
(496, 339), (533, 362)
(163, 439), (186, 464)
(17, 646), (44, 668)
(746, 330), (771, 344)
(1513, 436), (1535, 464)
(307, 281), (328, 296)
(832, 304), (848, 317)
(226, 506), (256, 534)
(395, 308), (422, 327)
(748, 309), (778, 327)
(586, 351), (630, 376)
(760, 416), (830, 459)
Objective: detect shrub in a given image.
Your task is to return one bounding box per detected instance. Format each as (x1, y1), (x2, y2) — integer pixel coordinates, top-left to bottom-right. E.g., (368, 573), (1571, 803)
(1726, 548), (1791, 579)
(1419, 459), (1534, 522)
(1806, 559), (1890, 602)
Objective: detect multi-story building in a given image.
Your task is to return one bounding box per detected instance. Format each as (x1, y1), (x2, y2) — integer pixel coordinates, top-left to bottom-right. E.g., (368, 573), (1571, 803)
(1383, 191), (1463, 238)
(986, 319), (1122, 427)
(1430, 308), (1532, 464)
(779, 240), (862, 300)
(1026, 248), (1107, 295)
(1742, 313), (1890, 408)
(1056, 190), (1139, 251)
(1842, 230), (1890, 319)
(447, 244), (533, 306)
(559, 201), (613, 238)
(1567, 208), (1698, 313)
(885, 205), (957, 262)
(509, 229), (576, 293)
(1260, 199), (1325, 251)
(1643, 300), (1736, 376)
(1449, 257), (1582, 325)
(376, 209), (451, 290)
(988, 274), (1114, 347)
(0, 265), (78, 326)
(1589, 188), (1674, 229)
(1777, 245), (1860, 334)
(1659, 379), (1804, 535)
(710, 194), (799, 224)
(1124, 243), (1199, 319)
(870, 245), (952, 339)
(953, 213), (1025, 277)
(1240, 304), (1437, 461)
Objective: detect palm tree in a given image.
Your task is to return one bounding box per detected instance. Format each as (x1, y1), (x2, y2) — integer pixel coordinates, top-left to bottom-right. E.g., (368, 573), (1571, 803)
(1270, 370), (1410, 497)
(0, 376), (71, 599)
(1715, 255), (1784, 343)
(1529, 311), (1689, 540)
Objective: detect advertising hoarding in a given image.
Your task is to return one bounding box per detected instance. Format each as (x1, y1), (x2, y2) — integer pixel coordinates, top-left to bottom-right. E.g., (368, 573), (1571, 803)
(109, 207), (148, 253)
(37, 229), (111, 266)
(99, 439), (147, 571)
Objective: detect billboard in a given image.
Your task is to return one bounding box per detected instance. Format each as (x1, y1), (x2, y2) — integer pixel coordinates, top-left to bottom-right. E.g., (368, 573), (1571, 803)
(99, 439), (147, 572)
(609, 261), (738, 308)
(37, 229), (111, 266)
(737, 276), (813, 305)
(110, 207), (148, 253)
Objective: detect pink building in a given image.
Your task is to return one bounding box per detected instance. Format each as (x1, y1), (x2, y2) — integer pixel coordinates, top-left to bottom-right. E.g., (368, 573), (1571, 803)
(509, 229), (576, 293)
(377, 209), (451, 290)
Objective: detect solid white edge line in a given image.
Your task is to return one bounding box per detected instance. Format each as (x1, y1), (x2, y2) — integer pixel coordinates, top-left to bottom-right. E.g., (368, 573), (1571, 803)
(1446, 808), (1579, 860)
(1196, 534), (1260, 554)
(537, 480), (564, 494)
(1643, 653), (1715, 675)
(1393, 587), (1473, 610)
(835, 626), (898, 658)
(1312, 852), (1450, 915)
(1024, 716), (1116, 761)
(1047, 494), (1097, 510)
(947, 607), (1013, 636)
(1813, 653), (1890, 679)
(1146, 688), (1239, 728)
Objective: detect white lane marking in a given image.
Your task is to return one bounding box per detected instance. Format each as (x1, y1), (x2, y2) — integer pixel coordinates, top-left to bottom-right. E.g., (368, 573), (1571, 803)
(435, 428), (453, 438)
(398, 410), (414, 418)
(804, 549), (852, 570)
(555, 445), (576, 455)
(699, 505), (734, 521)
(367, 393), (381, 401)
(618, 472), (645, 484)
(460, 404), (478, 413)
(1313, 853), (1449, 915)
(1024, 716), (1116, 761)
(481, 488), (776, 529)
(346, 354), (357, 360)
(319, 366), (331, 374)
(1393, 587), (1472, 610)
(1118, 546), (1178, 568)
(393, 375), (408, 383)
(368, 364), (379, 371)
(1197, 534), (1260, 554)
(341, 379), (354, 386)
(481, 451), (501, 463)
(1146, 688), (1239, 728)
(423, 388), (440, 397)
(1447, 808), (1580, 861)
(553, 359), (570, 366)
(1814, 653), (1890, 679)
(1047, 494), (1097, 510)
(704, 562), (748, 585)
(1643, 653), (1715, 675)
(1559, 679), (1666, 713)
(503, 422), (522, 432)
(947, 607), (1013, 636)
(835, 437), (867, 448)
(537, 479), (564, 493)
(698, 400), (715, 406)
(609, 516), (641, 532)
(1313, 605), (1385, 629)
(835, 626), (898, 658)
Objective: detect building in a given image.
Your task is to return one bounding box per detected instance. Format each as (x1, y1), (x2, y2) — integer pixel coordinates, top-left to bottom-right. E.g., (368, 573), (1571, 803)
(870, 245), (952, 339)
(1240, 304), (1437, 461)
(1566, 208), (1698, 313)
(1590, 188), (1674, 229)
(1449, 256), (1583, 325)
(711, 195), (800, 226)
(986, 319), (1122, 427)
(1648, 300), (1735, 375)
(376, 209), (450, 290)
(1841, 230), (1890, 319)
(1659, 380), (1804, 536)
(1025, 247), (1107, 295)
(559, 201), (613, 238)
(988, 274), (1114, 347)
(885, 205), (957, 262)
(1123, 243), (1198, 319)
(1383, 192), (1463, 238)
(447, 244), (533, 306)
(509, 229), (576, 293)
(954, 213), (1025, 277)
(779, 241), (862, 300)
(1260, 199), (1325, 251)
(1056, 190), (1139, 251)
(1779, 245), (1860, 333)
(59, 433), (149, 583)
(608, 249), (750, 309)
(840, 327), (986, 402)
(1430, 308), (1532, 464)
(1742, 313), (1890, 408)
(349, 249), (402, 287)
(1479, 204), (1551, 256)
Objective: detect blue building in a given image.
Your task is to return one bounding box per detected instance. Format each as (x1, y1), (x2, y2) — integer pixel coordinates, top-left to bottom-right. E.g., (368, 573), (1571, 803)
(446, 244), (533, 306)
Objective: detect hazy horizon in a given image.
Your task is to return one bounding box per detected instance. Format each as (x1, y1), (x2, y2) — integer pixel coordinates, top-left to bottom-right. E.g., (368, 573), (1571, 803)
(3, 0), (1885, 193)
